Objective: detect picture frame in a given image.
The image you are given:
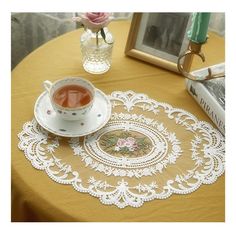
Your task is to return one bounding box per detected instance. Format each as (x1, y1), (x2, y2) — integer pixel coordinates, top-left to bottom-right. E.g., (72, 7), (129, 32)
(125, 13), (192, 73)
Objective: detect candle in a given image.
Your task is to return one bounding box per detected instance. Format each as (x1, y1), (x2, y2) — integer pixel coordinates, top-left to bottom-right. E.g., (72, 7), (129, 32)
(188, 13), (211, 43)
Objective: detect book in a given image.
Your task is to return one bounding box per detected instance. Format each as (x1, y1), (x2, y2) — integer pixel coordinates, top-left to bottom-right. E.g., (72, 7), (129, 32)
(185, 63), (225, 134)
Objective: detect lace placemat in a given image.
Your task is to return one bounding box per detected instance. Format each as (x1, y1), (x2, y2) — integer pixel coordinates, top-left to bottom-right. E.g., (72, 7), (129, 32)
(18, 91), (225, 208)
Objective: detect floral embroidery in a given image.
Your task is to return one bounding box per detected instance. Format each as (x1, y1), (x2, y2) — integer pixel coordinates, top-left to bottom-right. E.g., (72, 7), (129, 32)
(18, 91), (225, 208)
(99, 132), (151, 156)
(115, 137), (138, 152)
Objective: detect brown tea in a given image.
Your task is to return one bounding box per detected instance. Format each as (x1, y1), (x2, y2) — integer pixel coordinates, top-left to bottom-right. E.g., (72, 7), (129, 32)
(53, 85), (92, 108)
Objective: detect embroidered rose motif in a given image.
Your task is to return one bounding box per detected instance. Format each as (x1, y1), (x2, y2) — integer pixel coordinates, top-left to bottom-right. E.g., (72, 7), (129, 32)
(115, 137), (138, 152)
(100, 131), (151, 157)
(116, 138), (126, 148)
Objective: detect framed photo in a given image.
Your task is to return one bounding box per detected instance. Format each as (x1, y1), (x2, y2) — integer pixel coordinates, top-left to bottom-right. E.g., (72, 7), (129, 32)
(125, 13), (192, 73)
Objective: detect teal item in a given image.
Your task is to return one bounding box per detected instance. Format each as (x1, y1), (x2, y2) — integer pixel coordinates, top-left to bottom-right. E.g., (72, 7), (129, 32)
(188, 13), (211, 43)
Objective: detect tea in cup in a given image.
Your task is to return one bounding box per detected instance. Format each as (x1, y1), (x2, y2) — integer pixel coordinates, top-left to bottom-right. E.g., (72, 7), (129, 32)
(43, 77), (95, 120)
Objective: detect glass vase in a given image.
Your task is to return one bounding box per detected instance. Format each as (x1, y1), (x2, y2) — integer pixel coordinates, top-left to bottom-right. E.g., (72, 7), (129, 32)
(80, 27), (114, 74)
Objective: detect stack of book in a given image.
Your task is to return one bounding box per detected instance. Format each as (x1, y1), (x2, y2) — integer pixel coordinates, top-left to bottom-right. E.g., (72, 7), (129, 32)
(185, 63), (225, 134)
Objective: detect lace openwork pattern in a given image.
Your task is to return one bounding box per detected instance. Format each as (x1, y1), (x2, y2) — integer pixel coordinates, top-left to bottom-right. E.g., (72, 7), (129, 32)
(18, 91), (225, 208)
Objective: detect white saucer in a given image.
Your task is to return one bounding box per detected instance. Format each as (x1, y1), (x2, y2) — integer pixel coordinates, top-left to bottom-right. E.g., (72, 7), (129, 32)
(34, 89), (111, 137)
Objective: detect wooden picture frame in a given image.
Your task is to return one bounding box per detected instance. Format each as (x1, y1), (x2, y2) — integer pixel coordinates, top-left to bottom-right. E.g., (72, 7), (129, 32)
(125, 13), (192, 73)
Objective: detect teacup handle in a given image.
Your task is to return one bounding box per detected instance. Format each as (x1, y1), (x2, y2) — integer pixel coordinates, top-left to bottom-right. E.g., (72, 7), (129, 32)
(43, 80), (53, 93)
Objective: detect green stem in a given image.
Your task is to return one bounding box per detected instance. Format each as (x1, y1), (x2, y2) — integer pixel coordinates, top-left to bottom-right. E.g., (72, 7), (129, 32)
(101, 28), (113, 45)
(96, 32), (99, 47)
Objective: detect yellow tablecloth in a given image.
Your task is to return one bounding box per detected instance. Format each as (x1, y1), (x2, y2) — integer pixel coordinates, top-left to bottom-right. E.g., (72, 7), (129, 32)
(12, 20), (225, 222)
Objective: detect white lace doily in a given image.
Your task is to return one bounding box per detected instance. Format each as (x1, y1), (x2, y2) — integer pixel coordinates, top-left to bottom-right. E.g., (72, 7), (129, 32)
(18, 91), (225, 208)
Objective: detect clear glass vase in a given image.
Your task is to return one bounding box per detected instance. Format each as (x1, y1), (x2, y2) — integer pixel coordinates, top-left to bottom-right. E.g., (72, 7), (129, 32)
(80, 27), (114, 74)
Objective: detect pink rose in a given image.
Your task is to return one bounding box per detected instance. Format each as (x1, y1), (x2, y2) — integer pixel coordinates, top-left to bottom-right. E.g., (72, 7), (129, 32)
(116, 138), (126, 148)
(73, 12), (112, 32)
(125, 137), (136, 147)
(126, 137), (136, 144)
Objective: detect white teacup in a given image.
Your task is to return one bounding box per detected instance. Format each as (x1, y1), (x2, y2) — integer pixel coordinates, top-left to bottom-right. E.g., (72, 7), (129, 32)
(43, 77), (95, 121)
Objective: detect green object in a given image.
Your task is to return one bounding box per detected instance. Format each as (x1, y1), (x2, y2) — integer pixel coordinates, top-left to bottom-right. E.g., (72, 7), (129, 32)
(188, 13), (211, 43)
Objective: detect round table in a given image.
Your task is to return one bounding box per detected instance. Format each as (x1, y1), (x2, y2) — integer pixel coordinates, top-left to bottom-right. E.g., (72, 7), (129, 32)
(12, 20), (225, 222)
